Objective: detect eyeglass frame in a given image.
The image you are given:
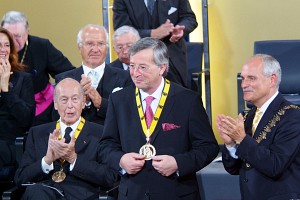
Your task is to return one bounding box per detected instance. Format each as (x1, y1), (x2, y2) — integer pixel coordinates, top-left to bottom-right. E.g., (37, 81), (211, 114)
(81, 41), (108, 49)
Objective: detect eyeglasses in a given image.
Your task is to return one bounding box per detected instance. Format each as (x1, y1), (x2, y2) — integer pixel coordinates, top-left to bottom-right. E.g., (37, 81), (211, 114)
(128, 65), (151, 72)
(114, 43), (133, 52)
(83, 41), (107, 49)
(0, 43), (10, 49)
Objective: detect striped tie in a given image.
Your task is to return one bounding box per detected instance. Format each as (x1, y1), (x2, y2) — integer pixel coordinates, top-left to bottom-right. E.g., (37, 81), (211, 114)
(252, 108), (263, 135)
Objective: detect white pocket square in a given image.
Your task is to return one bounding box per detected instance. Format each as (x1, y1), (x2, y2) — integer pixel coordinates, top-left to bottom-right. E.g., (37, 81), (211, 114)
(168, 7), (177, 15)
(112, 87), (123, 93)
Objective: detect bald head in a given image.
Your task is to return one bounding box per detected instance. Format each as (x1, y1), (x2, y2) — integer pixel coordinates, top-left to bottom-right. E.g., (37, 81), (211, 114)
(54, 78), (85, 126)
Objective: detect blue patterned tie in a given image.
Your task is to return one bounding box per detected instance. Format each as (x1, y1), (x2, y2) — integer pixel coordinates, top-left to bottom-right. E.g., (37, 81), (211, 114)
(88, 70), (99, 88)
(147, 0), (155, 14)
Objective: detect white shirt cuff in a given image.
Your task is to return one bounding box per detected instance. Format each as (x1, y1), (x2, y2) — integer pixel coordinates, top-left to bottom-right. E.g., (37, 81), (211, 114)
(69, 158), (77, 171)
(226, 144), (239, 159)
(41, 157), (54, 174)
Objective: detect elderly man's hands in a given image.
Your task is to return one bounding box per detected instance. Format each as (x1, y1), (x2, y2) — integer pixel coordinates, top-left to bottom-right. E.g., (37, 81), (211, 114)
(217, 113), (246, 146)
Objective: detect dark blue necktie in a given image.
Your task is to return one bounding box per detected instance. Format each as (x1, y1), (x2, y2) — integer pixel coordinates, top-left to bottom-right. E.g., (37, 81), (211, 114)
(147, 0), (155, 14)
(64, 127), (72, 143)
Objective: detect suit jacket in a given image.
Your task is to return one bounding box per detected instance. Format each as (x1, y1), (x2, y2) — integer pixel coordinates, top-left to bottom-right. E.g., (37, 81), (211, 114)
(20, 35), (74, 94)
(55, 65), (133, 125)
(14, 120), (118, 200)
(108, 59), (128, 71)
(113, 0), (197, 87)
(0, 71), (35, 140)
(222, 94), (300, 200)
(99, 81), (219, 200)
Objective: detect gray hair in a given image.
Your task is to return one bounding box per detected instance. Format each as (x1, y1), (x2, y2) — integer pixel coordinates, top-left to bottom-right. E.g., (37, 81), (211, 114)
(112, 25), (140, 43)
(77, 24), (109, 47)
(253, 54), (282, 88)
(1, 11), (29, 29)
(129, 37), (169, 76)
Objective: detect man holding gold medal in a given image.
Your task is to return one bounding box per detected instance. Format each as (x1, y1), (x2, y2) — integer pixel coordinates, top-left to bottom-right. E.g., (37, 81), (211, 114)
(99, 37), (219, 200)
(14, 78), (118, 200)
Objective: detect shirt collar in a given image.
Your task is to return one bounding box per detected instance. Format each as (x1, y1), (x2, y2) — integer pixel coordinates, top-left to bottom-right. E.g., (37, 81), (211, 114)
(259, 91), (279, 113)
(140, 77), (165, 101)
(59, 117), (82, 137)
(82, 62), (105, 78)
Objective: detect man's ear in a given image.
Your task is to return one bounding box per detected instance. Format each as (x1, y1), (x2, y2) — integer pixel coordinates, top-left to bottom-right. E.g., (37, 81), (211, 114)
(54, 101), (58, 111)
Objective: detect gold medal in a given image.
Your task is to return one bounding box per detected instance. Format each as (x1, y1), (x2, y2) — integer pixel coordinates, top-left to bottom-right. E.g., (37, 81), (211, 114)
(52, 170), (66, 183)
(139, 143), (156, 160)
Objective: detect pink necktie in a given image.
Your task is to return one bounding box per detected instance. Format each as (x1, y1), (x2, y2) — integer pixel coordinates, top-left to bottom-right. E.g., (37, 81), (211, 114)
(145, 96), (155, 128)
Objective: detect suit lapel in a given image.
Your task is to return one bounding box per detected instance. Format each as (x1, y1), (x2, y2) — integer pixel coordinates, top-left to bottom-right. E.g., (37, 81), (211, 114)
(253, 94), (285, 138)
(130, 0), (150, 28)
(245, 108), (255, 136)
(157, 0), (171, 24)
(98, 65), (118, 96)
(74, 124), (90, 153)
(130, 85), (145, 139)
(74, 66), (84, 81)
(151, 82), (176, 143)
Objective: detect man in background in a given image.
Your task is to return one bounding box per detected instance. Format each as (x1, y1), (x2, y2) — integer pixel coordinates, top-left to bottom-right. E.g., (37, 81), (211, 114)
(55, 24), (132, 125)
(1, 11), (75, 126)
(109, 25), (140, 71)
(217, 54), (300, 199)
(113, 0), (197, 87)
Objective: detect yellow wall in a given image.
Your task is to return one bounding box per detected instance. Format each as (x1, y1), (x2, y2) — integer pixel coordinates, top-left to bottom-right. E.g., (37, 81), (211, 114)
(0, 0), (102, 66)
(208, 0), (300, 143)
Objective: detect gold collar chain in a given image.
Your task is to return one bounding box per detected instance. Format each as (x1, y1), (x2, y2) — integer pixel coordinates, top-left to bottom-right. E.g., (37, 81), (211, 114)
(135, 79), (170, 140)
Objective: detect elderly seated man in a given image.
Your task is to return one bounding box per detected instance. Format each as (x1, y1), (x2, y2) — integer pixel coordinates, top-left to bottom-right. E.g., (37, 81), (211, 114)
(14, 78), (118, 200)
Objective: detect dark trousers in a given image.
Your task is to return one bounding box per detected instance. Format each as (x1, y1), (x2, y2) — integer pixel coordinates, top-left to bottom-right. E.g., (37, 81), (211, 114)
(22, 184), (66, 200)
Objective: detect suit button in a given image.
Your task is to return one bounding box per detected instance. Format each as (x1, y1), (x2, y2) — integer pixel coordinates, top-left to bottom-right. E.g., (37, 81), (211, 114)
(243, 178), (248, 182)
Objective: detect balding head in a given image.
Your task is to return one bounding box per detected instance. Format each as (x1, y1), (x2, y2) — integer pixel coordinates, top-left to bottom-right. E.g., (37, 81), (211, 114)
(54, 78), (85, 126)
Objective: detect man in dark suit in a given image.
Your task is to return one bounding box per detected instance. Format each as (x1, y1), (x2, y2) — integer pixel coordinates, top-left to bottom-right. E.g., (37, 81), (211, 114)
(113, 0), (197, 87)
(1, 11), (75, 126)
(15, 78), (118, 200)
(109, 25), (140, 71)
(217, 54), (300, 199)
(99, 37), (219, 200)
(55, 24), (132, 125)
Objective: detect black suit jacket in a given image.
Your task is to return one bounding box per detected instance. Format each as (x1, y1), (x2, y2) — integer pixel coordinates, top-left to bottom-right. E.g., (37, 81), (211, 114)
(222, 94), (300, 200)
(14, 120), (118, 200)
(55, 65), (132, 125)
(113, 0), (197, 86)
(99, 81), (219, 200)
(20, 35), (74, 94)
(108, 59), (127, 71)
(0, 71), (35, 140)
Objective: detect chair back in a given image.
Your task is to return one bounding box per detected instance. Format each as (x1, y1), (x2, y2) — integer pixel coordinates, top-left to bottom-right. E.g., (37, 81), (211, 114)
(186, 42), (203, 92)
(254, 40), (300, 105)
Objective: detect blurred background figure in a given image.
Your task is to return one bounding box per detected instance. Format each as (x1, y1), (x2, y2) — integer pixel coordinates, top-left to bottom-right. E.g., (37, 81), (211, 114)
(113, 0), (197, 87)
(1, 11), (75, 126)
(0, 27), (35, 168)
(55, 24), (132, 125)
(109, 25), (140, 71)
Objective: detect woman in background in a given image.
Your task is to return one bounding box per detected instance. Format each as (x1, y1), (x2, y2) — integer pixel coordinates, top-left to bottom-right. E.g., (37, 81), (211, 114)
(0, 27), (35, 167)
